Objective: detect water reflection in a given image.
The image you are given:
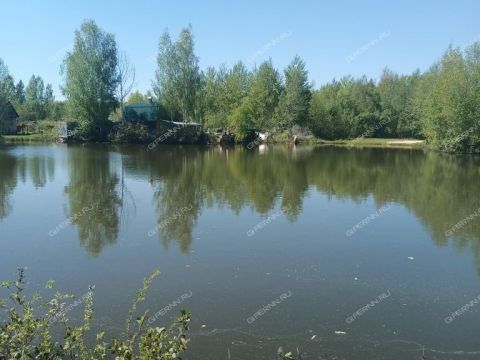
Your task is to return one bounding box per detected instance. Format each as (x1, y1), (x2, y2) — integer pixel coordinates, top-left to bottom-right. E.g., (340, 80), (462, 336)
(17, 154), (55, 189)
(0, 151), (17, 219)
(1, 145), (479, 271)
(64, 147), (122, 255)
(0, 148), (56, 219)
(123, 145), (480, 273)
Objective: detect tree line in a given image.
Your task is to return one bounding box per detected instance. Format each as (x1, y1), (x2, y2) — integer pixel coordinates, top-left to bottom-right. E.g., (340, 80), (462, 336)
(1, 19), (479, 152)
(0, 61), (62, 123)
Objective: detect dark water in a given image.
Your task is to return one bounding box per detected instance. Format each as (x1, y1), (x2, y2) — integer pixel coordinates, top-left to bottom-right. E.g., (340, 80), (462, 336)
(1, 144), (480, 359)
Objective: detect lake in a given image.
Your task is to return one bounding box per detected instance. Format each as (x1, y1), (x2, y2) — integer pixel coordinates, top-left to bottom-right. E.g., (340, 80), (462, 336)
(1, 144), (479, 359)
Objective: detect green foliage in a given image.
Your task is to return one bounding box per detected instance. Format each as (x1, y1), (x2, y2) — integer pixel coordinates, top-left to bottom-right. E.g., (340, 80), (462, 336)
(308, 42), (480, 152)
(418, 44), (480, 152)
(203, 62), (251, 130)
(154, 26), (201, 123)
(377, 68), (422, 138)
(20, 75), (55, 121)
(274, 56), (311, 130)
(4, 26), (480, 151)
(227, 100), (255, 141)
(0, 75), (15, 105)
(0, 268), (191, 359)
(309, 76), (382, 139)
(0, 59), (60, 126)
(0, 59), (13, 108)
(126, 91), (150, 106)
(155, 123), (204, 144)
(62, 20), (119, 140)
(246, 60), (282, 130)
(15, 80), (25, 104)
(110, 123), (150, 143)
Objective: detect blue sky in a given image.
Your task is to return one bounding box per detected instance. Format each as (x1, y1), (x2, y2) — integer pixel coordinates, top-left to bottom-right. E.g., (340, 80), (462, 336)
(1, 0), (479, 98)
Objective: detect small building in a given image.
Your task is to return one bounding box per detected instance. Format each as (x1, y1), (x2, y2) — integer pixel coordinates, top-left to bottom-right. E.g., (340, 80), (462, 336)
(0, 101), (19, 135)
(123, 102), (159, 123)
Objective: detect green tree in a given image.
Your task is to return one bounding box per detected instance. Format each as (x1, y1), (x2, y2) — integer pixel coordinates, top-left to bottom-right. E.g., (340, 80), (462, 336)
(309, 81), (347, 139)
(418, 45), (480, 152)
(154, 31), (179, 120)
(244, 59), (282, 130)
(126, 91), (148, 105)
(154, 26), (201, 123)
(228, 99), (254, 141)
(203, 66), (228, 129)
(62, 20), (119, 139)
(15, 80), (25, 104)
(0, 58), (9, 105)
(225, 62), (251, 119)
(274, 56), (311, 130)
(378, 68), (421, 138)
(24, 75), (45, 121)
(309, 76), (382, 139)
(175, 26), (201, 122)
(22, 75), (54, 121)
(0, 75), (16, 104)
(203, 62), (251, 130)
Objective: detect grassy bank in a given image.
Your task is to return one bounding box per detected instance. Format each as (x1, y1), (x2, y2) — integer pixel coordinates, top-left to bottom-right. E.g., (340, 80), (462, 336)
(1, 133), (58, 143)
(298, 137), (426, 149)
(1, 134), (427, 149)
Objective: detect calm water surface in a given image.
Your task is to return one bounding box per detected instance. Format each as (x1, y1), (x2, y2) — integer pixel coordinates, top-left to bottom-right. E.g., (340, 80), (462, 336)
(1, 144), (480, 359)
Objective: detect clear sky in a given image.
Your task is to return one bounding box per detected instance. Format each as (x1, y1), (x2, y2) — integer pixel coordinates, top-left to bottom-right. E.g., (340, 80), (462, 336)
(1, 0), (479, 98)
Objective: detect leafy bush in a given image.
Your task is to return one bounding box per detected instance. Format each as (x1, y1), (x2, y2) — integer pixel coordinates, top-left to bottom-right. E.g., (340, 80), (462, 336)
(0, 268), (191, 359)
(155, 124), (204, 145)
(109, 123), (151, 144)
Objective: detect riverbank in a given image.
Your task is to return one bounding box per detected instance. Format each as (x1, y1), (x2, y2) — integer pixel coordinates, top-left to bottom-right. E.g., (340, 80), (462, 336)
(1, 134), (426, 149)
(1, 133), (59, 143)
(305, 138), (425, 149)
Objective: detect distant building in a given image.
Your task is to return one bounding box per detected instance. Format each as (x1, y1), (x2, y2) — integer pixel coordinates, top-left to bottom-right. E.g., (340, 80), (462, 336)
(0, 101), (19, 135)
(123, 102), (159, 123)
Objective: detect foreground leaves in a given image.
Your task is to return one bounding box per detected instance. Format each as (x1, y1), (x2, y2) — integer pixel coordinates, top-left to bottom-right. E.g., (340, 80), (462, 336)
(0, 268), (191, 360)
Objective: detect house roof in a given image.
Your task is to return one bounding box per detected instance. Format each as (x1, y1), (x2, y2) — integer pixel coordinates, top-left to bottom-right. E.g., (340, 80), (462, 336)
(124, 102), (159, 122)
(0, 101), (19, 119)
(125, 102), (158, 109)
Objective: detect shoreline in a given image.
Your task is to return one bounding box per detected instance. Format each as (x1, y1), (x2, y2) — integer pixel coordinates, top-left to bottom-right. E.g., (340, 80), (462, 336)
(0, 135), (428, 150)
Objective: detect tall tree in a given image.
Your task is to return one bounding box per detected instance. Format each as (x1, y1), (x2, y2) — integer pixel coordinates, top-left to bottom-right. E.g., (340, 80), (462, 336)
(0, 59), (14, 133)
(116, 51), (135, 121)
(22, 75), (54, 121)
(154, 31), (178, 120)
(203, 66), (227, 129)
(0, 58), (9, 105)
(419, 44), (480, 152)
(225, 62), (251, 114)
(62, 20), (119, 139)
(44, 84), (55, 119)
(246, 59), (282, 130)
(1, 75), (16, 103)
(309, 81), (346, 139)
(175, 26), (201, 123)
(274, 56), (311, 130)
(154, 26), (201, 123)
(15, 80), (25, 104)
(24, 75), (46, 121)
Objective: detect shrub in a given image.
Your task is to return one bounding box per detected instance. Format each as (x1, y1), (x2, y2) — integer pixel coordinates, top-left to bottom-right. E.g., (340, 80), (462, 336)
(109, 123), (151, 144)
(0, 268), (191, 359)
